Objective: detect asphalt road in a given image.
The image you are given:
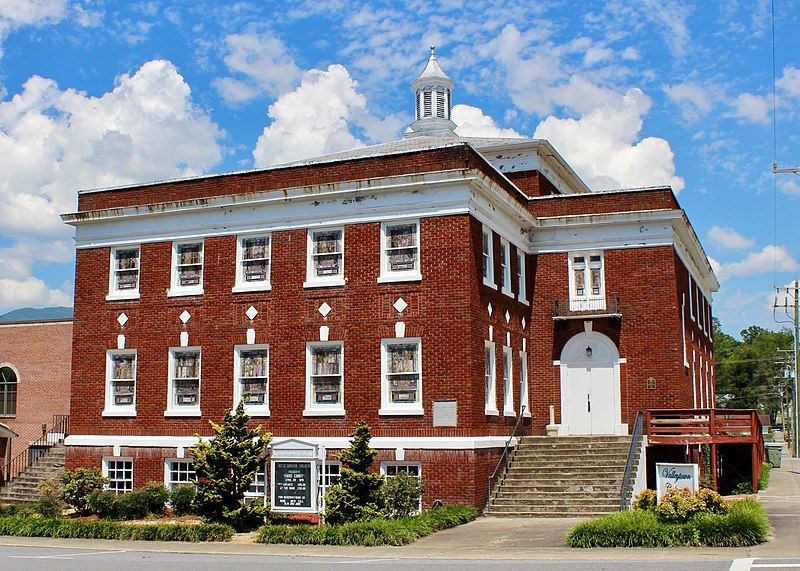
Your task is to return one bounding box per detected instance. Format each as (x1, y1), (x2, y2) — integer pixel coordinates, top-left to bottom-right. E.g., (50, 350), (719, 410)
(4, 546), (800, 571)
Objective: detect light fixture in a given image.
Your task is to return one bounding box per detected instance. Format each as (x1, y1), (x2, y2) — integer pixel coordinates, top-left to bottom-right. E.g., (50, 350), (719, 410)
(585, 346), (593, 357)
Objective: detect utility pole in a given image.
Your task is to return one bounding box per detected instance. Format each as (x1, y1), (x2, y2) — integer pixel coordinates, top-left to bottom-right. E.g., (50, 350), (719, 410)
(774, 281), (800, 457)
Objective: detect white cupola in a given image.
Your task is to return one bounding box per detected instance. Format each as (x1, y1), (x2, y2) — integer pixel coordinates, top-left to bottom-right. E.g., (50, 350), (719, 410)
(407, 46), (457, 137)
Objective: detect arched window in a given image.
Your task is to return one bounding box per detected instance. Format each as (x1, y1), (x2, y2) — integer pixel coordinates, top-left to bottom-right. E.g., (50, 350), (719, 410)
(0, 366), (17, 416)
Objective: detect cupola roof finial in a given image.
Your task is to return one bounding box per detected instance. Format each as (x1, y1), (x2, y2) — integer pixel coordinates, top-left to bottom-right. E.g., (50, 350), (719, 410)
(406, 47), (457, 138)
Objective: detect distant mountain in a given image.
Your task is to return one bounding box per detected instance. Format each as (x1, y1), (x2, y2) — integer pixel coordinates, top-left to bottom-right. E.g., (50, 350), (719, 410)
(0, 307), (74, 322)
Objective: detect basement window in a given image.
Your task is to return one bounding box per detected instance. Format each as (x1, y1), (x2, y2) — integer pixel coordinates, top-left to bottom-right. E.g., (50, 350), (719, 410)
(103, 350), (136, 417)
(166, 348), (201, 416)
(305, 228), (345, 288)
(233, 345), (270, 416)
(104, 458), (133, 493)
(168, 240), (204, 297)
(165, 459), (195, 491)
(304, 341), (345, 416)
(107, 246), (140, 300)
(379, 220), (421, 282)
(379, 338), (423, 415)
(233, 234), (271, 292)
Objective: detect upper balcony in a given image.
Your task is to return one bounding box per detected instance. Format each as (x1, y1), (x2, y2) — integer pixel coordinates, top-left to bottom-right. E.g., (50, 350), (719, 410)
(552, 296), (622, 320)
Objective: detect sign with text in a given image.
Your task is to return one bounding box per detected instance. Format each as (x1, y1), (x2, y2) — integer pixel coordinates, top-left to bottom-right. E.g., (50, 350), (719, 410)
(655, 463), (699, 499)
(273, 461), (313, 511)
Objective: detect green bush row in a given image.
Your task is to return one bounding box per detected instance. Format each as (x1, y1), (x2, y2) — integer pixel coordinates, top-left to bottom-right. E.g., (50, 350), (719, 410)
(566, 500), (771, 548)
(256, 505), (477, 547)
(0, 515), (234, 542)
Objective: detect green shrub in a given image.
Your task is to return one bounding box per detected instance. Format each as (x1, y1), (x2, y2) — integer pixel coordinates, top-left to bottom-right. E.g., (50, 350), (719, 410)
(0, 515), (233, 542)
(222, 498), (268, 532)
(382, 472), (424, 517)
(115, 491), (149, 520)
(61, 468), (108, 515)
(135, 482), (169, 515)
(257, 505), (476, 546)
(565, 500), (770, 548)
(32, 477), (64, 519)
(653, 488), (708, 523)
(87, 490), (119, 519)
(631, 489), (656, 511)
(759, 462), (771, 490)
(169, 485), (196, 516)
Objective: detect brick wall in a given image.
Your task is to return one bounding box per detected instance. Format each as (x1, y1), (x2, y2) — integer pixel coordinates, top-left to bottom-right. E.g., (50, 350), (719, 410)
(0, 321), (72, 461)
(529, 187), (679, 218)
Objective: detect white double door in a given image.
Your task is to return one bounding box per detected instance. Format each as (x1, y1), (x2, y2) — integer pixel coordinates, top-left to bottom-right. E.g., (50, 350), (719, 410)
(563, 362), (616, 435)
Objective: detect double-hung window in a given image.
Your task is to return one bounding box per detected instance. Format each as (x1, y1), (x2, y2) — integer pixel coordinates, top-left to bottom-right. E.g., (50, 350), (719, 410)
(169, 241), (204, 296)
(517, 251), (528, 304)
(379, 221), (421, 282)
(502, 346), (514, 415)
(104, 458), (133, 493)
(233, 344), (269, 416)
(305, 228), (345, 287)
(568, 251), (605, 311)
(380, 338), (423, 415)
(304, 341), (345, 416)
(166, 348), (201, 416)
(519, 351), (530, 417)
(484, 341), (498, 415)
(246, 464), (266, 497)
(103, 349), (136, 416)
(165, 460), (195, 490)
(107, 246), (140, 300)
(234, 234), (271, 292)
(482, 226), (495, 288)
(499, 239), (512, 297)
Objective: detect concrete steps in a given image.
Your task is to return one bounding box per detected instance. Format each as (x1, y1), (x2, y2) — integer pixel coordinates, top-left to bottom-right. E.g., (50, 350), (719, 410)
(0, 443), (66, 504)
(485, 435), (639, 518)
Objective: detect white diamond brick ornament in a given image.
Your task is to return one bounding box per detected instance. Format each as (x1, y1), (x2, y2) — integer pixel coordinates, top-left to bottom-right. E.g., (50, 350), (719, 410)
(505, 310), (510, 324)
(179, 310), (191, 324)
(393, 297), (408, 314)
(245, 306), (258, 320)
(117, 313), (128, 326)
(318, 302), (332, 317)
(522, 317), (526, 330)
(487, 303), (493, 316)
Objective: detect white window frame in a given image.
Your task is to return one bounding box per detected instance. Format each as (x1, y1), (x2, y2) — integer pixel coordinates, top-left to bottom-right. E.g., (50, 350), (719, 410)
(484, 341), (498, 416)
(379, 337), (423, 416)
(245, 462), (267, 498)
(378, 220), (421, 283)
(168, 239), (204, 297)
(502, 345), (514, 416)
(233, 233), (271, 293)
(233, 344), (270, 416)
(517, 251), (528, 304)
(164, 459), (195, 491)
(568, 251), (605, 311)
(165, 347), (202, 417)
(107, 245), (140, 301)
(482, 226), (495, 288)
(103, 349), (137, 417)
(304, 341), (345, 416)
(520, 350), (530, 417)
(304, 227), (345, 288)
(688, 275), (695, 321)
(103, 457), (133, 493)
(319, 461), (342, 488)
(499, 238), (513, 297)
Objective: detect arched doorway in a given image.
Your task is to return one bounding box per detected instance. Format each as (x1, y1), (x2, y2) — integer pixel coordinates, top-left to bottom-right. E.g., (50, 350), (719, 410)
(559, 331), (623, 435)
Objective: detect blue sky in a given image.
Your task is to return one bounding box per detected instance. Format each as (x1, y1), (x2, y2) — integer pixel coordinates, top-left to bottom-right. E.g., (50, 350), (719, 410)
(0, 0), (798, 337)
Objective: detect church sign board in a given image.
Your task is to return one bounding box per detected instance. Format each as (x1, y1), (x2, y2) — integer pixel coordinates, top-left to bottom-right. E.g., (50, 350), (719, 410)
(655, 463), (699, 501)
(270, 439), (319, 513)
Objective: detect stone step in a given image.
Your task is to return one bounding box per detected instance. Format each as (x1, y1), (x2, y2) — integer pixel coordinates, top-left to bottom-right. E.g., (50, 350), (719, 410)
(498, 478), (626, 487)
(495, 485), (627, 496)
(487, 503), (620, 513)
(505, 462), (625, 473)
(485, 510), (614, 518)
(516, 441), (630, 449)
(519, 436), (630, 444)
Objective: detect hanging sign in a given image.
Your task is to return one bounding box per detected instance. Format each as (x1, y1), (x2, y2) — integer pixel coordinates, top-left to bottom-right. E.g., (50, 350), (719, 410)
(655, 463), (699, 499)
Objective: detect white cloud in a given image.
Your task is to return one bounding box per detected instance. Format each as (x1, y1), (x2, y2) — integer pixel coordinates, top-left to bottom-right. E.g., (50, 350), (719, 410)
(214, 32), (302, 104)
(253, 64), (390, 167)
(641, 0), (691, 58)
(0, 59), (223, 311)
(0, 276), (71, 309)
(664, 82), (714, 122)
(713, 245), (800, 282)
(453, 105), (523, 138)
(729, 93), (770, 124)
(533, 88), (684, 192)
(707, 226), (755, 251)
(777, 177), (800, 197)
(0, 0), (67, 58)
(777, 66), (800, 100)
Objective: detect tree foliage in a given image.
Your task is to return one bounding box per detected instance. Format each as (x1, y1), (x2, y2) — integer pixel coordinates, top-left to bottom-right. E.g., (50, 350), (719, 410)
(190, 398), (270, 528)
(713, 317), (792, 414)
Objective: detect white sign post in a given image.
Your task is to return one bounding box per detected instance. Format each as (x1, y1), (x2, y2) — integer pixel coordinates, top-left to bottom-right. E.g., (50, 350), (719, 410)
(655, 462), (699, 500)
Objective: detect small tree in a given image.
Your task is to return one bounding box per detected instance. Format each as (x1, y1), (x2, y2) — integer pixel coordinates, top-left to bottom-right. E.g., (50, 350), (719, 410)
(61, 467), (108, 515)
(190, 398), (270, 528)
(324, 422), (385, 524)
(382, 472), (424, 517)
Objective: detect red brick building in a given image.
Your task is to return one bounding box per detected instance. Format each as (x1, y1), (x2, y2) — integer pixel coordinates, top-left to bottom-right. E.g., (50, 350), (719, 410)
(62, 51), (717, 508)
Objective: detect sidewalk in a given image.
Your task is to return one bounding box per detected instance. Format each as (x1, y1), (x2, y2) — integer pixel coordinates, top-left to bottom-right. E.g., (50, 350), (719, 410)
(0, 454), (798, 560)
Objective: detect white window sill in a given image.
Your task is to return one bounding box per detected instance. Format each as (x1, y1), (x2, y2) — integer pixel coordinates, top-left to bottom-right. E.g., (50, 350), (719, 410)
(377, 273), (422, 284)
(303, 408), (346, 417)
(483, 279), (497, 289)
(522, 411), (532, 418)
(106, 292), (140, 301)
(518, 296), (529, 306)
(102, 409), (137, 417)
(303, 278), (345, 289)
(164, 409), (202, 417)
(167, 287), (204, 298)
(501, 288), (514, 298)
(232, 283), (271, 294)
(484, 408), (500, 416)
(378, 407), (424, 416)
(233, 407), (270, 417)
(503, 409), (516, 417)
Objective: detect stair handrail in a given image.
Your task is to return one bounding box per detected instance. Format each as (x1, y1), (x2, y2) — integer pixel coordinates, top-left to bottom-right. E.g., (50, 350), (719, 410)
(620, 411), (645, 510)
(486, 405), (527, 510)
(2, 414), (69, 484)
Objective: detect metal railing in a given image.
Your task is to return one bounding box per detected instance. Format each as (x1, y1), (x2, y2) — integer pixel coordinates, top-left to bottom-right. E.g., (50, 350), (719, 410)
(486, 405), (527, 510)
(620, 411), (644, 510)
(1, 414), (69, 485)
(553, 296), (621, 319)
